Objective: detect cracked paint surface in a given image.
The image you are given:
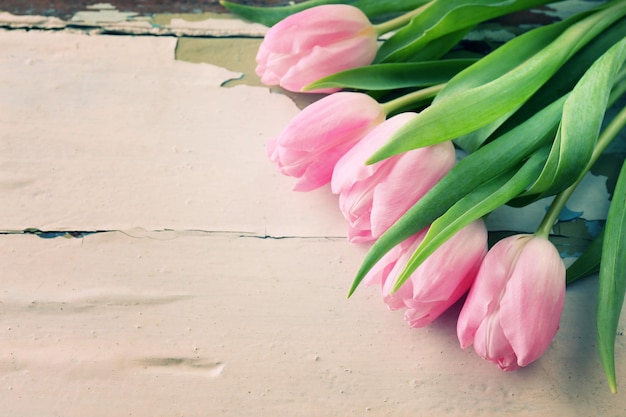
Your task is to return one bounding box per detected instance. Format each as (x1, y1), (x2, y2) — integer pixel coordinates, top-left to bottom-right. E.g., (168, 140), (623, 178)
(0, 0), (303, 19)
(0, 3), (269, 36)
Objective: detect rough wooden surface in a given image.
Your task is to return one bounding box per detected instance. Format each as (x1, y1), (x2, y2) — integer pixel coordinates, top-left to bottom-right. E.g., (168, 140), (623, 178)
(1, 5), (626, 417)
(0, 0), (303, 18)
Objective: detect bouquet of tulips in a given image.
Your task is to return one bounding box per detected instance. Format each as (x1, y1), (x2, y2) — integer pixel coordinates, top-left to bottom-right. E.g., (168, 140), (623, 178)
(221, 0), (626, 391)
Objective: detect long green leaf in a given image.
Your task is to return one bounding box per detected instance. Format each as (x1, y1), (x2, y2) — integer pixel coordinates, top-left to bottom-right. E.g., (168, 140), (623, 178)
(407, 27), (474, 62)
(442, 16), (578, 151)
(304, 59), (477, 91)
(525, 37), (626, 197)
(219, 0), (430, 27)
(428, 2), (574, 97)
(368, 1), (626, 164)
(598, 155), (626, 394)
(596, 100), (626, 393)
(459, 16), (626, 152)
(375, 0), (553, 63)
(391, 148), (549, 292)
(509, 72), (626, 207)
(348, 96), (565, 296)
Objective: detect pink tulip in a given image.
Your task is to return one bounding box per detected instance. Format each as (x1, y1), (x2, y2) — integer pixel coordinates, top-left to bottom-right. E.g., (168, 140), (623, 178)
(331, 113), (455, 243)
(457, 234), (566, 371)
(364, 219), (488, 328)
(267, 92), (385, 191)
(256, 4), (379, 93)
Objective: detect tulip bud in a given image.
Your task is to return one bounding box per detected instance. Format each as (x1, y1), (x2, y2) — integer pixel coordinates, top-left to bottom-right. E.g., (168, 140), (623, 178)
(255, 5), (379, 93)
(457, 234), (566, 371)
(267, 92), (385, 191)
(331, 113), (455, 243)
(364, 220), (488, 328)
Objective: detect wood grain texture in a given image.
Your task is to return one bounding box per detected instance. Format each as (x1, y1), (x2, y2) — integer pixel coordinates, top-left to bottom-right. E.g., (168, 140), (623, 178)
(1, 17), (626, 417)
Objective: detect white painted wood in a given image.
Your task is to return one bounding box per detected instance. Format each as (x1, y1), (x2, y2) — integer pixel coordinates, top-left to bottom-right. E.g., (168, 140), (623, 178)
(1, 232), (624, 416)
(0, 9), (269, 36)
(1, 27), (625, 416)
(0, 30), (345, 237)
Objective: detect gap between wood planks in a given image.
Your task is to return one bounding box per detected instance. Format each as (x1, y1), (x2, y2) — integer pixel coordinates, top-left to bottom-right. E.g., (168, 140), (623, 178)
(0, 228), (346, 240)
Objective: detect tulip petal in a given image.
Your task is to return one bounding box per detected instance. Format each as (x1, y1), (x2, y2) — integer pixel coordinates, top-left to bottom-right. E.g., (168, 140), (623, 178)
(332, 114), (417, 192)
(379, 233), (425, 297)
(369, 141), (454, 238)
(362, 242), (404, 288)
(473, 314), (519, 371)
(293, 146), (348, 191)
(457, 235), (530, 349)
(282, 34), (378, 92)
(409, 220), (486, 303)
(499, 237), (565, 367)
(458, 234), (565, 370)
(373, 221), (487, 328)
(267, 92), (384, 190)
(279, 96), (383, 153)
(254, 4), (379, 92)
(332, 113), (454, 242)
(398, 221), (486, 328)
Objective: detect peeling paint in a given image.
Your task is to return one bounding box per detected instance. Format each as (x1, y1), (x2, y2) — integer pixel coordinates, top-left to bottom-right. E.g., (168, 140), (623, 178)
(71, 3), (139, 24)
(0, 11), (66, 29)
(0, 7), (268, 36)
(173, 36), (324, 109)
(175, 37), (263, 88)
(151, 12), (233, 26)
(153, 12), (268, 36)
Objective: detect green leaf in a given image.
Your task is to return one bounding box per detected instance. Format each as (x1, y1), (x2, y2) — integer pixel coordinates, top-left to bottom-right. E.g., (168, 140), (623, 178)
(391, 148), (549, 292)
(525, 37), (626, 197)
(402, 27), (474, 62)
(304, 59), (477, 91)
(566, 228), (603, 285)
(510, 68), (626, 207)
(598, 156), (626, 394)
(352, 0), (431, 19)
(347, 96), (565, 297)
(375, 0), (555, 63)
(219, 0), (430, 27)
(368, 2), (626, 164)
(460, 16), (626, 152)
(440, 15), (577, 151)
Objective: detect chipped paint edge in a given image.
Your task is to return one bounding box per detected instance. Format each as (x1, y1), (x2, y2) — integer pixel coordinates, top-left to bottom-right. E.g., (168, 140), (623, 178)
(0, 3), (267, 37)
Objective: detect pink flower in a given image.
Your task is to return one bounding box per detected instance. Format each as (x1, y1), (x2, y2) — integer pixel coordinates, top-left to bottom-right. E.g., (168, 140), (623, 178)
(331, 113), (455, 243)
(457, 234), (566, 371)
(364, 220), (488, 328)
(256, 4), (379, 93)
(267, 92), (385, 191)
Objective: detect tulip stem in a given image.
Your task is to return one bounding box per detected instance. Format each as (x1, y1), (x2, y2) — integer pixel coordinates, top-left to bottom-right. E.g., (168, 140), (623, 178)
(536, 102), (626, 239)
(373, 1), (431, 36)
(381, 83), (445, 115)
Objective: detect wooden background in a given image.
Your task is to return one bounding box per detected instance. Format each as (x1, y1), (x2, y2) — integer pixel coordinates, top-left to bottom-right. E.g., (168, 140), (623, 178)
(1, 2), (626, 416)
(0, 0), (303, 18)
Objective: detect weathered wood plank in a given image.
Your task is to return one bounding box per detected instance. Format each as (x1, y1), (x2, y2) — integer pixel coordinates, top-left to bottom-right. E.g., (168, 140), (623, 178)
(0, 30), (344, 237)
(0, 0), (301, 19)
(1, 232), (623, 416)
